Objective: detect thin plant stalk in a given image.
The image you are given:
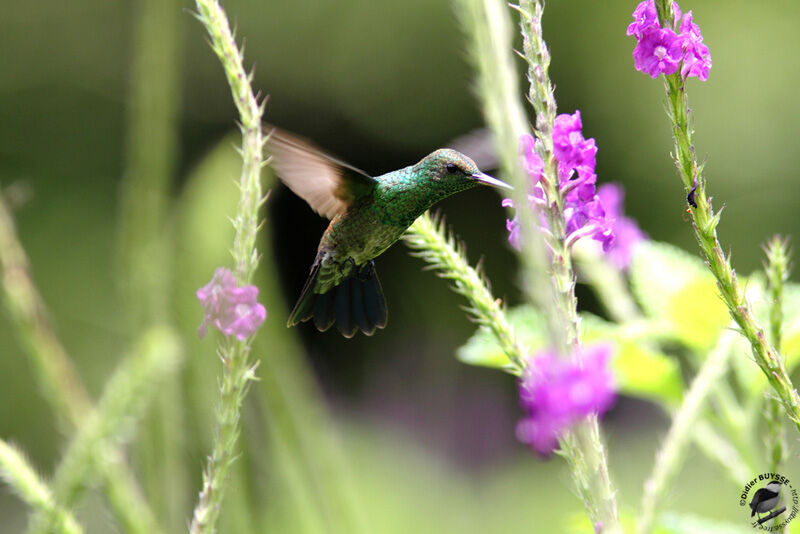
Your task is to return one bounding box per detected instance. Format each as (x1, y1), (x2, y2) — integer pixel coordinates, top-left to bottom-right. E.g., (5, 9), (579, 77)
(576, 248), (758, 487)
(764, 236), (790, 473)
(0, 193), (163, 534)
(455, 0), (620, 529)
(117, 0), (186, 527)
(637, 328), (737, 534)
(0, 440), (82, 534)
(188, 0), (268, 532)
(653, 0), (800, 433)
(764, 237), (790, 533)
(453, 0), (559, 340)
(30, 328), (182, 534)
(404, 212), (524, 374)
(516, 1), (620, 530)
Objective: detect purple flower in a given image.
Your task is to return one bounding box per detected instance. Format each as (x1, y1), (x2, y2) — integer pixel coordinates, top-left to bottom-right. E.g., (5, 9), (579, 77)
(516, 344), (616, 456)
(502, 114), (614, 252)
(627, 1), (681, 37)
(626, 0), (659, 38)
(552, 111), (597, 182)
(520, 133), (544, 181)
(679, 11), (712, 81)
(197, 267), (266, 340)
(628, 1), (711, 81)
(633, 27), (683, 78)
(596, 183), (647, 269)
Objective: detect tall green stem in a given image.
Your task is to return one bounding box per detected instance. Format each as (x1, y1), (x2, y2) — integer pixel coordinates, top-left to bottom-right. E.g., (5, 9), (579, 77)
(637, 329), (736, 534)
(454, 0), (620, 529)
(0, 193), (163, 534)
(654, 0), (800, 433)
(405, 212), (524, 374)
(188, 0), (267, 532)
(0, 440), (82, 534)
(117, 0), (186, 527)
(30, 328), (181, 534)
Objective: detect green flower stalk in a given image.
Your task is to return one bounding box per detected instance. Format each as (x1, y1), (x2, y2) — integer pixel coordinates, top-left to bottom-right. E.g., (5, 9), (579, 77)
(0, 193), (163, 534)
(404, 212), (524, 374)
(515, 2), (620, 531)
(453, 0), (558, 338)
(0, 440), (82, 534)
(455, 0), (620, 530)
(650, 0), (800, 433)
(189, 0), (268, 532)
(764, 236), (790, 473)
(30, 327), (182, 534)
(637, 328), (736, 534)
(514, 0), (579, 352)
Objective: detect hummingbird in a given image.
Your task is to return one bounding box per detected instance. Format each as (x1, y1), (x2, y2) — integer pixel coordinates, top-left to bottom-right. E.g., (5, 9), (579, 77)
(268, 129), (511, 338)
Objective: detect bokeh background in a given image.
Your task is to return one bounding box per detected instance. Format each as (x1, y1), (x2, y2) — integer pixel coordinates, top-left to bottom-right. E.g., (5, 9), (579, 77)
(2, 0), (800, 532)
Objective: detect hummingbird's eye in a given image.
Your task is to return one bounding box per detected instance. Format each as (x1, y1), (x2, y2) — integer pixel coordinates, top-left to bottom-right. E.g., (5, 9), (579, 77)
(445, 162), (459, 174)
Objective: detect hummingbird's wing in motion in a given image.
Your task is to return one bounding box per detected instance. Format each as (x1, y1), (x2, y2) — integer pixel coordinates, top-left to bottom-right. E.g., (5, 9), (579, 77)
(266, 127), (378, 219)
(447, 128), (498, 172)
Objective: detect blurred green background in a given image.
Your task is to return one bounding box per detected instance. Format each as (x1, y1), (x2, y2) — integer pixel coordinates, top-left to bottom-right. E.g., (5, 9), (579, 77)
(2, 0), (800, 532)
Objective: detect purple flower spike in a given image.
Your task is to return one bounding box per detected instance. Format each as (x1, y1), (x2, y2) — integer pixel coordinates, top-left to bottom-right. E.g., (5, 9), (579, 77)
(503, 116), (615, 253)
(516, 344), (616, 457)
(628, 1), (711, 81)
(596, 183), (647, 269)
(197, 267), (267, 340)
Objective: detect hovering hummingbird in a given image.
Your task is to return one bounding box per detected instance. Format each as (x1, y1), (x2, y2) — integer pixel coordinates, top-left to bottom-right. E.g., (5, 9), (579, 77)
(268, 129), (511, 338)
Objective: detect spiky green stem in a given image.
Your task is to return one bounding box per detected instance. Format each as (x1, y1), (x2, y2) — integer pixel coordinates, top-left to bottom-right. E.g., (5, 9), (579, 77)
(188, 1), (267, 532)
(453, 0), (559, 342)
(454, 0), (620, 528)
(405, 212), (524, 374)
(30, 328), (181, 534)
(764, 236), (789, 476)
(117, 0), (186, 528)
(637, 329), (736, 534)
(0, 440), (82, 534)
(653, 0), (800, 434)
(0, 193), (163, 534)
(515, 2), (620, 531)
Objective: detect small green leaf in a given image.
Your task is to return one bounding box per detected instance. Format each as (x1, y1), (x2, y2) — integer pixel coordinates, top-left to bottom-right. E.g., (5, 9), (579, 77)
(458, 308), (683, 406)
(630, 241), (729, 351)
(777, 282), (800, 374)
(582, 314), (683, 406)
(456, 305), (547, 369)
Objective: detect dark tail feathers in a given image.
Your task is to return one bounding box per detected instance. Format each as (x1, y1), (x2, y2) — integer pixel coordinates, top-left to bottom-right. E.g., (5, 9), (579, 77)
(287, 260), (387, 338)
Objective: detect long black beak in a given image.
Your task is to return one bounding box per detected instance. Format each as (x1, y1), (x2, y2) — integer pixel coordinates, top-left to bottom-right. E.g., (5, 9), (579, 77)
(471, 171), (513, 190)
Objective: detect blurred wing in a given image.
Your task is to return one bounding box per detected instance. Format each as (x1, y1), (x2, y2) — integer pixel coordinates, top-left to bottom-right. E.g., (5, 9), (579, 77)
(447, 128), (498, 171)
(266, 127), (377, 219)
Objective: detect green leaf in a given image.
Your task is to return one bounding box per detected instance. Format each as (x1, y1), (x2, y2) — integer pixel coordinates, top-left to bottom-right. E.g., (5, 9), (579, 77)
(582, 314), (683, 406)
(456, 305), (546, 369)
(778, 281), (800, 374)
(458, 308), (683, 406)
(630, 241), (729, 351)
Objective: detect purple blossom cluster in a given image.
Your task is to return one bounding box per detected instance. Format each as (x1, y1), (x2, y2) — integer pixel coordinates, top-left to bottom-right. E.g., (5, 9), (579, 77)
(503, 111), (614, 253)
(516, 344), (616, 456)
(627, 0), (711, 81)
(197, 267), (266, 340)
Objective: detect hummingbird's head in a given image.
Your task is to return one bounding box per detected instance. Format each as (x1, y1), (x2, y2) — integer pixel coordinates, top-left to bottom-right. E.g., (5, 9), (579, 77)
(419, 149), (512, 191)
